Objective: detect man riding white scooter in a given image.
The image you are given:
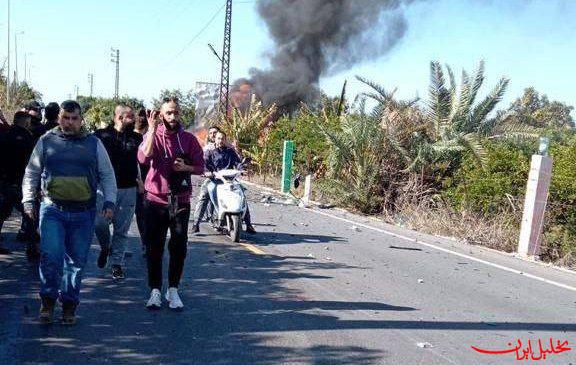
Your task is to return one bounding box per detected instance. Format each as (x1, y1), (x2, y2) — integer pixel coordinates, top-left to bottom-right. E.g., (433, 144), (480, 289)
(204, 131), (257, 234)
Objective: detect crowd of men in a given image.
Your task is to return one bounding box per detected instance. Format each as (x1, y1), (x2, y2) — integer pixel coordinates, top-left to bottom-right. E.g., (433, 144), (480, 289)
(0, 98), (256, 325)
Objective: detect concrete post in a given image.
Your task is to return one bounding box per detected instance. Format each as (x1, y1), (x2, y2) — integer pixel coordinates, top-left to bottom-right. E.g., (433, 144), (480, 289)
(302, 175), (313, 205)
(517, 154), (553, 258)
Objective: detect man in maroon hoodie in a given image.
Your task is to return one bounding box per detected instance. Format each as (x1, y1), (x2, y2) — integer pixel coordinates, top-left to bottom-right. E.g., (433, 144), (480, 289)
(137, 98), (204, 310)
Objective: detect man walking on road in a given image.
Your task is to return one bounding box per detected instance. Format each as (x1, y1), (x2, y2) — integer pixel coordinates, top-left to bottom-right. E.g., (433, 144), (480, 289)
(94, 105), (142, 279)
(138, 98), (204, 310)
(22, 100), (117, 325)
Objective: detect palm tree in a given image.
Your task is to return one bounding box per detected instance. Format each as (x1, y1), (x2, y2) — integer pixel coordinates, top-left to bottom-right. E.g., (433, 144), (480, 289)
(319, 100), (388, 214)
(425, 60), (510, 164)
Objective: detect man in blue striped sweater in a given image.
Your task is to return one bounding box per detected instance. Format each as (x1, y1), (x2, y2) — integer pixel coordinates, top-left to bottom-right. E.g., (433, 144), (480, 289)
(22, 100), (117, 325)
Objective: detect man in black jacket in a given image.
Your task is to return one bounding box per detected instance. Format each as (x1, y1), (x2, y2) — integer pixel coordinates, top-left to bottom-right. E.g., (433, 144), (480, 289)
(94, 105), (142, 279)
(0, 112), (35, 253)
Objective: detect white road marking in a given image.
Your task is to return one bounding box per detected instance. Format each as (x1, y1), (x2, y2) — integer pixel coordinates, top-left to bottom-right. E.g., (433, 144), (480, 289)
(307, 208), (576, 293)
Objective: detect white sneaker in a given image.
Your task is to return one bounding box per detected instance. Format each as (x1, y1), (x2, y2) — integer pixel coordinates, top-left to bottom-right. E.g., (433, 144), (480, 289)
(165, 287), (184, 310)
(146, 289), (162, 309)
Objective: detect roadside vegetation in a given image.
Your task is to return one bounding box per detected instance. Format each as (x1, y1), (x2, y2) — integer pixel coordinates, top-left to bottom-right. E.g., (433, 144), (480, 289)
(222, 61), (576, 268)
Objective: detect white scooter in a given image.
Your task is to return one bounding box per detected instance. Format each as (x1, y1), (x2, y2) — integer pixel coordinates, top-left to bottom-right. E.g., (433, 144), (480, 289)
(210, 168), (248, 243)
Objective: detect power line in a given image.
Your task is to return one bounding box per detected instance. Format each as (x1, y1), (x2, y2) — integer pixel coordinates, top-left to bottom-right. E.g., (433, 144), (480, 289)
(170, 1), (226, 62)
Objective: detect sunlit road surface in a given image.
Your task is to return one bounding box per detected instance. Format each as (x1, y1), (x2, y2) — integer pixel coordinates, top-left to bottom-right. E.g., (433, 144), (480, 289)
(1, 179), (575, 364)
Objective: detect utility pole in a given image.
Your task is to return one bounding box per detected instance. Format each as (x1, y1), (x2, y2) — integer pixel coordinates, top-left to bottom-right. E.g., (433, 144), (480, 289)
(24, 52), (29, 83)
(14, 30), (23, 83)
(75, 84), (79, 99)
(88, 73), (94, 97)
(219, 0), (232, 116)
(110, 48), (119, 99)
(6, 0), (10, 104)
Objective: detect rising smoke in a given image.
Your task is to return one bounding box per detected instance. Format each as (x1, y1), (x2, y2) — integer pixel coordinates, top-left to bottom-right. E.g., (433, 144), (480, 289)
(248, 0), (417, 109)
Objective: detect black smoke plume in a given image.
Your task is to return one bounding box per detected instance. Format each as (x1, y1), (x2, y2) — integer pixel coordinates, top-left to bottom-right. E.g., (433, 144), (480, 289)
(248, 0), (416, 109)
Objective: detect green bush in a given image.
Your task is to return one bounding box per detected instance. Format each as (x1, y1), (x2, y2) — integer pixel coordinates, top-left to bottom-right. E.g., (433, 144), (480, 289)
(265, 109), (338, 176)
(542, 137), (576, 264)
(443, 141), (531, 214)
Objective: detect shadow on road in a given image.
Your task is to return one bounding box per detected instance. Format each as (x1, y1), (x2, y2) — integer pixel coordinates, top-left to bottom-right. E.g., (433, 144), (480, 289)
(248, 231), (347, 246)
(2, 223), (575, 364)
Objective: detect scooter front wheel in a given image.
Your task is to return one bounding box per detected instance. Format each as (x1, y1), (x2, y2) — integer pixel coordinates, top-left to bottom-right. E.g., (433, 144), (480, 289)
(227, 215), (241, 243)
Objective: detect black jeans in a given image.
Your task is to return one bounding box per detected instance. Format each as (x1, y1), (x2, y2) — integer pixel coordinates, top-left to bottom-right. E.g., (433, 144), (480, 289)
(143, 200), (190, 290)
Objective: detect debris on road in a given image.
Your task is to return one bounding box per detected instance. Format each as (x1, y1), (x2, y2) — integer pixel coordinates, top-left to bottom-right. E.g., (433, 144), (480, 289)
(260, 196), (273, 204)
(307, 253), (315, 259)
(324, 246), (330, 250)
(418, 278), (424, 284)
(318, 204), (335, 209)
(350, 225), (361, 232)
(416, 342), (434, 349)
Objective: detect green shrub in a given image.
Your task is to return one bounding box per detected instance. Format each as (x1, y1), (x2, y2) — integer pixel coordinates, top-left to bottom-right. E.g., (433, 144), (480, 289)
(265, 109), (338, 176)
(443, 141), (531, 214)
(542, 137), (576, 264)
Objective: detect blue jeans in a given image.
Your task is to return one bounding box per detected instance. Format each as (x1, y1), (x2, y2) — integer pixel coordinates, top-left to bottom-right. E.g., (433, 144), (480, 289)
(39, 202), (96, 304)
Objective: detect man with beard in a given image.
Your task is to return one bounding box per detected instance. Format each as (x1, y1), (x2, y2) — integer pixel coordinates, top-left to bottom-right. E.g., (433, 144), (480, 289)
(94, 105), (142, 279)
(138, 98), (204, 310)
(22, 100), (117, 324)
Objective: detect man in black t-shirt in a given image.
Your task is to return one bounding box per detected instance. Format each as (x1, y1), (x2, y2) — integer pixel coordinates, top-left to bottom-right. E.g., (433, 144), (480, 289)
(94, 105), (142, 279)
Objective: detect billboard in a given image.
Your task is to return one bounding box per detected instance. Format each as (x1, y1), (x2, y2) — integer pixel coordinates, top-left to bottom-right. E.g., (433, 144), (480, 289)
(193, 82), (220, 129)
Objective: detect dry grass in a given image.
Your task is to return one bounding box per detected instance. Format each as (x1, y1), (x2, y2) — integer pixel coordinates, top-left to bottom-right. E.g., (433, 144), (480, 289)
(381, 176), (520, 252)
(391, 200), (520, 252)
(247, 173), (520, 253)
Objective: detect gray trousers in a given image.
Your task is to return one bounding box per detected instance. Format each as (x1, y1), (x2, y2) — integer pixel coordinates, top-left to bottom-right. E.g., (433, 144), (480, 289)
(95, 187), (137, 267)
(192, 179), (213, 226)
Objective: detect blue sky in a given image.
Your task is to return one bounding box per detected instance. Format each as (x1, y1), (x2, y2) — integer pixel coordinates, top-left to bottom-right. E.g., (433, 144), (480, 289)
(1, 0), (574, 112)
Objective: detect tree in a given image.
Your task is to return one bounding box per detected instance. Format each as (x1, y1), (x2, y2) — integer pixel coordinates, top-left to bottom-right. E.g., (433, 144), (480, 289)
(1, 68), (43, 121)
(152, 89), (196, 129)
(502, 87), (574, 129)
(79, 95), (144, 131)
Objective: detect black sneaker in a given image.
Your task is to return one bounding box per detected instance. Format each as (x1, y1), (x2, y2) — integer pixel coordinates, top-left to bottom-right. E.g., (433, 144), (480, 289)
(61, 301), (76, 325)
(245, 224), (257, 234)
(111, 265), (124, 280)
(97, 248), (109, 268)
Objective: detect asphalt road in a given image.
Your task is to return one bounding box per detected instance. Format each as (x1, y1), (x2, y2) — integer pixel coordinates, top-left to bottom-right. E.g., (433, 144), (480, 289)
(1, 181), (575, 364)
